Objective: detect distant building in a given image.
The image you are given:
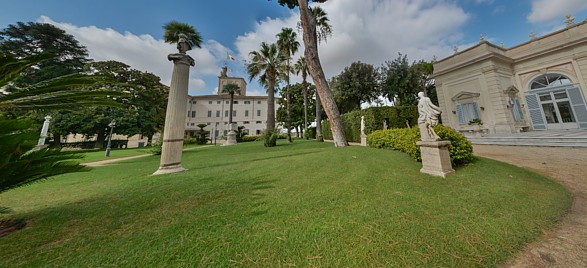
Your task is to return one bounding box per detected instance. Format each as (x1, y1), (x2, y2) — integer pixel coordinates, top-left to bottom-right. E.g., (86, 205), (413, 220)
(185, 66), (279, 138)
(433, 17), (587, 134)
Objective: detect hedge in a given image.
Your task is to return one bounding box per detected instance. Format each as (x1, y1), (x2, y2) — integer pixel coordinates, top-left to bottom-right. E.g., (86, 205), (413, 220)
(321, 106), (418, 142)
(367, 125), (474, 166)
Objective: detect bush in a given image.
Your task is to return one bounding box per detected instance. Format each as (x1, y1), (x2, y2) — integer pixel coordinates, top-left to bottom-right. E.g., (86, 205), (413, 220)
(150, 136), (163, 155)
(367, 125), (473, 166)
(304, 127), (316, 140)
(263, 129), (278, 147)
(183, 138), (198, 145)
(321, 106), (418, 142)
(241, 135), (262, 142)
(195, 124), (209, 145)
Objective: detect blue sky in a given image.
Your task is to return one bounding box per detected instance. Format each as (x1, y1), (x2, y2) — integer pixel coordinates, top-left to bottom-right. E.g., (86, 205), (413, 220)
(2, 0), (587, 96)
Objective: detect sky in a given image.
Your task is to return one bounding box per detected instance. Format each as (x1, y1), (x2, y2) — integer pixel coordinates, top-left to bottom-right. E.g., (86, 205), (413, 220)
(2, 0), (587, 97)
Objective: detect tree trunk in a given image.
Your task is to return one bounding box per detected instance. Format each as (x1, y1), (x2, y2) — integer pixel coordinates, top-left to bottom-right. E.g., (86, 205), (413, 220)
(316, 93), (322, 141)
(95, 128), (106, 149)
(52, 133), (62, 146)
(297, 0), (347, 147)
(302, 78), (308, 134)
(229, 93), (234, 124)
(286, 68), (292, 142)
(267, 72), (276, 131)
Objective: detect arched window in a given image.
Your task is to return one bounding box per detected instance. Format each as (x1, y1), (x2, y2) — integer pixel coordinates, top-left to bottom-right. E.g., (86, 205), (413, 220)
(530, 73), (572, 90)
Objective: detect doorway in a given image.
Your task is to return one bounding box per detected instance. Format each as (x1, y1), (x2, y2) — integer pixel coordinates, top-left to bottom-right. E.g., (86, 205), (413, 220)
(539, 90), (577, 129)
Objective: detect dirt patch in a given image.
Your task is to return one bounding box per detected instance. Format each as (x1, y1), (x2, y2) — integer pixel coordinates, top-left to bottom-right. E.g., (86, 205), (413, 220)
(0, 218), (26, 237)
(473, 145), (587, 268)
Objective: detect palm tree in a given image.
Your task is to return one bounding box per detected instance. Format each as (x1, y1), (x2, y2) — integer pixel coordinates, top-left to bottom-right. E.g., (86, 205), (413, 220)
(0, 53), (122, 193)
(294, 56), (309, 135)
(276, 27), (300, 142)
(222, 83), (241, 124)
(162, 21), (203, 49)
(247, 42), (286, 131)
(297, 1), (347, 146)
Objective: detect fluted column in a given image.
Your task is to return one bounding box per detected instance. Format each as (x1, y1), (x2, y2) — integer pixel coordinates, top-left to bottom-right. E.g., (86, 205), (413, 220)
(153, 53), (195, 175)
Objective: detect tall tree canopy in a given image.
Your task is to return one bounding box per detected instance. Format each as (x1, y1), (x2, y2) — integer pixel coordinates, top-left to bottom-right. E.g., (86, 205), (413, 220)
(221, 83), (241, 124)
(380, 54), (433, 106)
(330, 61), (380, 114)
(0, 22), (89, 85)
(162, 21), (203, 49)
(277, 83), (316, 136)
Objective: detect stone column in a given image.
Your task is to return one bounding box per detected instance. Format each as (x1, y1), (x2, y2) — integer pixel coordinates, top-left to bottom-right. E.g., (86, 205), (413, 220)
(225, 123), (237, 146)
(36, 115), (52, 149)
(153, 52), (195, 175)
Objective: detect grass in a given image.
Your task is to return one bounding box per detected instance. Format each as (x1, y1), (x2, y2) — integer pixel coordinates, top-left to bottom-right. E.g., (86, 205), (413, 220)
(76, 144), (205, 163)
(0, 140), (571, 267)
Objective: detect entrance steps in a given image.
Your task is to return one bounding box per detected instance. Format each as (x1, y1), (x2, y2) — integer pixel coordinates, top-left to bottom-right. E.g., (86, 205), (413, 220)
(466, 129), (587, 147)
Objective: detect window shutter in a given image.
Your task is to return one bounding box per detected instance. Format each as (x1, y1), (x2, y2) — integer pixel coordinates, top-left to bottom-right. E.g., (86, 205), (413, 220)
(471, 102), (480, 119)
(514, 99), (524, 122)
(567, 87), (587, 129)
(524, 94), (547, 130)
(456, 103), (465, 124)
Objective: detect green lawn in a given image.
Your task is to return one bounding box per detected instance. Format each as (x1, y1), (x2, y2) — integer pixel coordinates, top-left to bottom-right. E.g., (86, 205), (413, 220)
(0, 140), (571, 267)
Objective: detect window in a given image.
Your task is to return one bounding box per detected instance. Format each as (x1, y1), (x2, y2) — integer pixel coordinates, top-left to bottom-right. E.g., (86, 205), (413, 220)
(530, 73), (572, 90)
(256, 130), (261, 135)
(225, 110), (229, 117)
(190, 123), (195, 126)
(245, 110), (249, 117)
(226, 101), (229, 104)
(244, 121), (250, 124)
(193, 101), (197, 104)
(187, 111), (190, 117)
(257, 101), (261, 104)
(224, 122), (228, 125)
(207, 110), (212, 117)
(216, 110), (220, 117)
(256, 121), (262, 124)
(456, 102), (480, 124)
(207, 122), (211, 125)
(217, 101), (221, 104)
(191, 111), (196, 118)
(234, 101), (239, 104)
(244, 101), (251, 104)
(233, 110), (237, 117)
(257, 110), (261, 116)
(209, 101), (212, 104)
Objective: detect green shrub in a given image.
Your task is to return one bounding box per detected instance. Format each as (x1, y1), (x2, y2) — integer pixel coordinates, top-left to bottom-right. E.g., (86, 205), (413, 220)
(304, 127), (316, 140)
(241, 135), (262, 142)
(183, 138), (198, 145)
(263, 129), (278, 147)
(150, 136), (163, 155)
(367, 125), (473, 166)
(195, 124), (209, 145)
(321, 106), (418, 142)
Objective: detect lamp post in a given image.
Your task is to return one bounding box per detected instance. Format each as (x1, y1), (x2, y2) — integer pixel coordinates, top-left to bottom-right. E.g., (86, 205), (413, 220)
(105, 120), (116, 157)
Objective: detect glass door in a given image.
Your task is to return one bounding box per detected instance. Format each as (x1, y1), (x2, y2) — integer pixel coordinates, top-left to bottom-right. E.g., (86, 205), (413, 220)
(539, 90), (577, 129)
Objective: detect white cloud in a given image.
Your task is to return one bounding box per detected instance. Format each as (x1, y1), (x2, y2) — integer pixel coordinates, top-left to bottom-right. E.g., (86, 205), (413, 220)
(37, 16), (229, 95)
(527, 0), (587, 23)
(234, 0), (469, 82)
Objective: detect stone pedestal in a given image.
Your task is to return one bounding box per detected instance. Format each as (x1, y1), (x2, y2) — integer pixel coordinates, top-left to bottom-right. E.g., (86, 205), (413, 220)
(416, 140), (455, 177)
(153, 53), (194, 175)
(35, 115), (51, 150)
(225, 123), (237, 146)
(360, 134), (367, 147)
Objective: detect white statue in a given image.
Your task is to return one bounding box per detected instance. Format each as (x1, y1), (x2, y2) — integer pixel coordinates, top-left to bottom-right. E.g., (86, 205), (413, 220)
(360, 116), (365, 135)
(417, 92), (441, 141)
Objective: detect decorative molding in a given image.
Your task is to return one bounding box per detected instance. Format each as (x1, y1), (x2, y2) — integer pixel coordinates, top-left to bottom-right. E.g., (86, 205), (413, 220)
(503, 86), (519, 95)
(451, 91), (481, 101)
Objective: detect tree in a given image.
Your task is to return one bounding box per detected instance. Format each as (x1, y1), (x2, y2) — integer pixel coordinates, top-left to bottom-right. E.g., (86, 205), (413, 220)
(163, 21), (203, 48)
(277, 83), (315, 137)
(276, 0), (347, 146)
(0, 53), (120, 194)
(330, 61), (380, 114)
(0, 22), (89, 86)
(276, 27), (300, 143)
(222, 83), (241, 124)
(294, 56), (310, 135)
(247, 42), (286, 131)
(380, 53), (432, 106)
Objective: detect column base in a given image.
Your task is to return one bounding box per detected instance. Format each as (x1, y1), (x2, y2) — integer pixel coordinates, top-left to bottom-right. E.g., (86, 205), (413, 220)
(360, 135), (367, 147)
(152, 165), (187, 175)
(224, 131), (237, 146)
(416, 140), (455, 177)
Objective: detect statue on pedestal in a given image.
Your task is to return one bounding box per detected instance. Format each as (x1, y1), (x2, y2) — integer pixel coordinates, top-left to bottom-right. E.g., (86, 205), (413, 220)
(417, 92), (441, 141)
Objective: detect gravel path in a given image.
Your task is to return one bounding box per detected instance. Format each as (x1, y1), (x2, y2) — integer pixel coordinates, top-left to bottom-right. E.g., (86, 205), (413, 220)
(473, 145), (587, 268)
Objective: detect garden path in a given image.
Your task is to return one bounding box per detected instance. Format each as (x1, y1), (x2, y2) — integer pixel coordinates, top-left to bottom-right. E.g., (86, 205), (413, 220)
(474, 145), (587, 268)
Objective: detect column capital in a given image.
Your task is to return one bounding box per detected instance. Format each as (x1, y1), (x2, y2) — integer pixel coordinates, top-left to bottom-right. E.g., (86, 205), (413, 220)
(168, 53), (195, 66)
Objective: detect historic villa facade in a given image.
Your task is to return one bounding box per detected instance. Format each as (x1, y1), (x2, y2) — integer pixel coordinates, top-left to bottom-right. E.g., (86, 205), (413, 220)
(433, 17), (587, 134)
(184, 67), (279, 139)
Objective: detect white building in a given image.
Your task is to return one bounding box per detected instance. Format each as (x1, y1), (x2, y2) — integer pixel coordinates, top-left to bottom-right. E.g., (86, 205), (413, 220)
(185, 67), (279, 138)
(433, 16), (587, 134)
